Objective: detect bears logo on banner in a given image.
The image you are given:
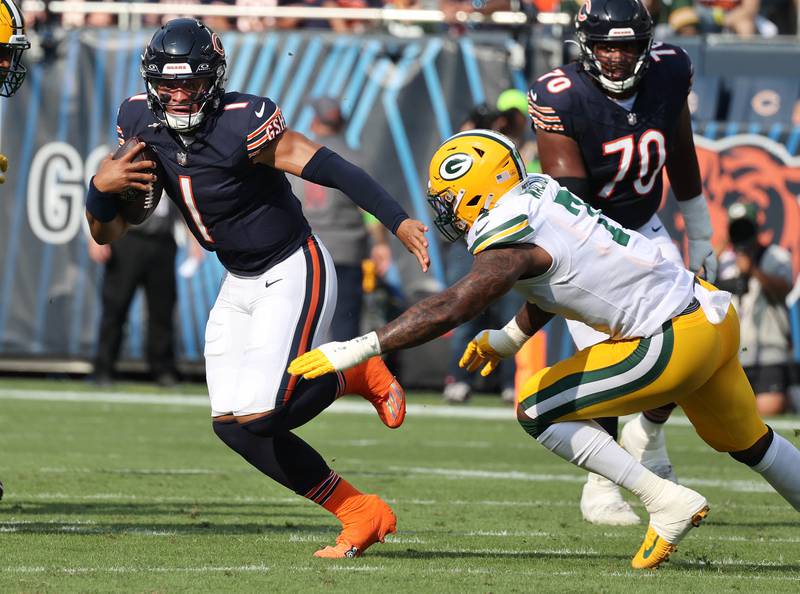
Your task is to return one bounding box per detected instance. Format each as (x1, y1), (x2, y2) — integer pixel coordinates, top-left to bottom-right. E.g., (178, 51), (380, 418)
(662, 134), (800, 277)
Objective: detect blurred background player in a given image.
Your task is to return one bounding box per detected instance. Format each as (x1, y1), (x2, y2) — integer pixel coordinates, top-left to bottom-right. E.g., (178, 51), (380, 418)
(88, 199), (185, 387)
(0, 0), (29, 502)
(529, 0), (717, 526)
(717, 202), (794, 416)
(84, 18), (429, 558)
(290, 96), (395, 342)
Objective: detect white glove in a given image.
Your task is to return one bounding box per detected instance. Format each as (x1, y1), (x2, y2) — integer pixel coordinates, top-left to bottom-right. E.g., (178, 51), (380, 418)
(459, 318), (531, 377)
(688, 238), (718, 284)
(288, 332), (381, 379)
(678, 194), (718, 283)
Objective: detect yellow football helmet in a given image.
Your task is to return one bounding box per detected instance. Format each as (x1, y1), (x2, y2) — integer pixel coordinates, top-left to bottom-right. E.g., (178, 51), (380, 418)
(0, 0), (30, 98)
(427, 129), (526, 241)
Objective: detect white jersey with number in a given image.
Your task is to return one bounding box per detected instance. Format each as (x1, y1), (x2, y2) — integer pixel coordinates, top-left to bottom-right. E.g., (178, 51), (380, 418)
(465, 174), (696, 340)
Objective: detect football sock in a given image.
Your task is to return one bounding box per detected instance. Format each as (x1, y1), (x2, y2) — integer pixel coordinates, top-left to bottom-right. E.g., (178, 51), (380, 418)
(751, 432), (800, 511)
(537, 420), (650, 490)
(306, 473), (364, 520)
(594, 417), (619, 441)
(212, 421), (330, 493)
(642, 403), (676, 424)
(629, 413), (664, 439)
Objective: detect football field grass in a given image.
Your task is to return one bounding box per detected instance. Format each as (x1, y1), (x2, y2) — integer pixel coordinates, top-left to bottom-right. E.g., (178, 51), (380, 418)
(0, 378), (798, 592)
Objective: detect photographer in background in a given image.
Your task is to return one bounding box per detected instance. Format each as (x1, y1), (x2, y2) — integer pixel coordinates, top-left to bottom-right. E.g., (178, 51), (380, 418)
(717, 202), (794, 416)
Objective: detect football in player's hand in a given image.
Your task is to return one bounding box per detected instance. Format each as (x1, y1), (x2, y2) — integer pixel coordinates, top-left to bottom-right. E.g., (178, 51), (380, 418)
(113, 137), (163, 225)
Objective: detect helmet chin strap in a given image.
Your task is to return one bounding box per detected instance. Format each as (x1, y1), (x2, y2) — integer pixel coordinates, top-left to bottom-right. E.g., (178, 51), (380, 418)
(165, 109), (206, 131)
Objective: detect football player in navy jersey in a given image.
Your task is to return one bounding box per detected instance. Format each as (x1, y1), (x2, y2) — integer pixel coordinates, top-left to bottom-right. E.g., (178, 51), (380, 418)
(529, 0), (718, 526)
(85, 18), (431, 559)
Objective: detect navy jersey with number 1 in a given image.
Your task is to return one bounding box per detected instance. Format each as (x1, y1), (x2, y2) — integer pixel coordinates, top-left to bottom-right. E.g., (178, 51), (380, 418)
(116, 91), (311, 276)
(528, 42), (693, 230)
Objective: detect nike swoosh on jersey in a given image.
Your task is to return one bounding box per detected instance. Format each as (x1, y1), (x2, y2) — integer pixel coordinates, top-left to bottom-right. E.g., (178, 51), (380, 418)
(651, 225), (663, 232)
(255, 102), (265, 118)
(265, 278), (282, 289)
(472, 219), (490, 237)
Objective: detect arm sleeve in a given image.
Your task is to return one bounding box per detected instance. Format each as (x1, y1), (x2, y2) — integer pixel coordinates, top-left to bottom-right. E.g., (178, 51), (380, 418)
(301, 146), (409, 234)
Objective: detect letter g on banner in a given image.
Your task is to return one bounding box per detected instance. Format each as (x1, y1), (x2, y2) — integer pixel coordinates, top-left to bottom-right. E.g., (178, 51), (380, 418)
(27, 142), (86, 245)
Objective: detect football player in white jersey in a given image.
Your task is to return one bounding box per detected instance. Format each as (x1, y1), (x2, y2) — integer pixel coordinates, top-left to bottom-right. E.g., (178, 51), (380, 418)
(288, 130), (800, 569)
(0, 0), (29, 501)
(0, 0), (29, 186)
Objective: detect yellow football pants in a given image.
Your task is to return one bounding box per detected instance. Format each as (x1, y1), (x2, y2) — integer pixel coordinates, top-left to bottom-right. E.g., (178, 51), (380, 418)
(517, 305), (768, 452)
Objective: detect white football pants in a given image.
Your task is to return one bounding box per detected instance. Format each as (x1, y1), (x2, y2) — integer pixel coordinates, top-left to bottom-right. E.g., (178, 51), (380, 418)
(204, 235), (337, 417)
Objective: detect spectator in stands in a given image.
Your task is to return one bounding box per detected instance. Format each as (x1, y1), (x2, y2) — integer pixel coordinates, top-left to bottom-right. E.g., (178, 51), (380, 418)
(666, 0), (778, 36)
(290, 97), (395, 341)
(716, 202), (794, 416)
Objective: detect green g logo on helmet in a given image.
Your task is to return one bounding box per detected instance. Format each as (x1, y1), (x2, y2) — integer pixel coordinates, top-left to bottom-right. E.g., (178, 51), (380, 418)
(439, 153), (473, 181)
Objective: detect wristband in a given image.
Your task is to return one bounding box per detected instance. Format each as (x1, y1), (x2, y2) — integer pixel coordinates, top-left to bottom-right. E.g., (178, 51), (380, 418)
(502, 317), (532, 350)
(86, 177), (119, 223)
(677, 194), (712, 241)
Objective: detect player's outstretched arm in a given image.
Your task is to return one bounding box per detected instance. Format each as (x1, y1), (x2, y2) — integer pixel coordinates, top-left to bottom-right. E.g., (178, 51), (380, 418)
(258, 129), (430, 272)
(288, 244), (544, 379)
(666, 102), (716, 282)
(85, 144), (155, 244)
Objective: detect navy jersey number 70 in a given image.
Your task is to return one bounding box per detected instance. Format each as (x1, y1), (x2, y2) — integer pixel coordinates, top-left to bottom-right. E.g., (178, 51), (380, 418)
(528, 42), (693, 230)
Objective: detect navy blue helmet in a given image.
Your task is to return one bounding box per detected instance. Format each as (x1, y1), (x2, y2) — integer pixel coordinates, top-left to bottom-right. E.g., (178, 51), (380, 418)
(140, 18), (227, 132)
(575, 0), (654, 95)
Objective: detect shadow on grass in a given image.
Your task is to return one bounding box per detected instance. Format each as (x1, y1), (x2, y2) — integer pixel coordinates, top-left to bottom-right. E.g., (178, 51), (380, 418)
(372, 549), (630, 562)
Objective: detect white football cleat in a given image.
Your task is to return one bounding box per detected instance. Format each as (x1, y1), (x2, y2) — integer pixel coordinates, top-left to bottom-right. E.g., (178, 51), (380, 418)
(621, 414), (677, 482)
(631, 481), (709, 569)
(580, 473), (641, 526)
(442, 381), (471, 404)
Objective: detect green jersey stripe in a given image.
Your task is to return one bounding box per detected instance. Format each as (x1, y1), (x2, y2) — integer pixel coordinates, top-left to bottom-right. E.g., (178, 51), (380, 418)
(520, 336), (653, 411)
(470, 214), (528, 254)
(535, 322), (674, 425)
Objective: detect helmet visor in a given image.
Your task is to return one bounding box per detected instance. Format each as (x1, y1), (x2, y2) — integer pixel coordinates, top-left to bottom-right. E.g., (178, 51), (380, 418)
(0, 43), (28, 98)
(427, 188), (467, 242)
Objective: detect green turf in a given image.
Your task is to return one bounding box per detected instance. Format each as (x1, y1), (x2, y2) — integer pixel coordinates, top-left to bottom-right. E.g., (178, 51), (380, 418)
(0, 378), (798, 592)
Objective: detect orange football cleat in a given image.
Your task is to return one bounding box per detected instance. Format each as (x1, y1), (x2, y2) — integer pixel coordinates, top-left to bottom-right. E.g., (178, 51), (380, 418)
(342, 356), (406, 429)
(314, 494), (397, 559)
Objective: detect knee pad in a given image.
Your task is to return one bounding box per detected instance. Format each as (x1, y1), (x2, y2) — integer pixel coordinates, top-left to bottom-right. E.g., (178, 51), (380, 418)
(241, 410), (289, 438)
(729, 426), (774, 467)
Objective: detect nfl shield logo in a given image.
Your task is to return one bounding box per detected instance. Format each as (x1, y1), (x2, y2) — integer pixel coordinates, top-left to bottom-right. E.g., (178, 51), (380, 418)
(627, 112), (638, 126)
(177, 151), (188, 166)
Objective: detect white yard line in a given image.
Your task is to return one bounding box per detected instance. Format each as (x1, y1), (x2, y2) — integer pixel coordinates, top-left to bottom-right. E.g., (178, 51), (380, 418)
(1, 388), (797, 431)
(1, 562), (798, 581)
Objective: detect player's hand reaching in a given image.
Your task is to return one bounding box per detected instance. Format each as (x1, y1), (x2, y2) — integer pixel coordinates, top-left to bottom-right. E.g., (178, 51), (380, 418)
(395, 219), (430, 273)
(0, 153), (8, 184)
(288, 333), (381, 379)
(459, 322), (531, 377)
(94, 142), (157, 194)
